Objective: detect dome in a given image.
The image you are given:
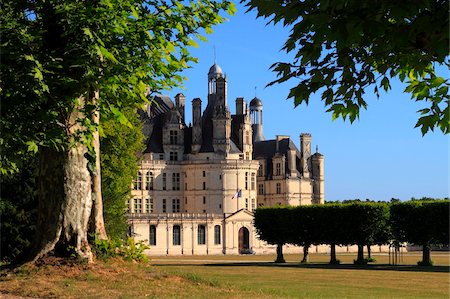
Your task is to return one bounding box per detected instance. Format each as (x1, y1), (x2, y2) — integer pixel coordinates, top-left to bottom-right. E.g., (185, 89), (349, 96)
(249, 97), (263, 107)
(208, 63), (223, 79)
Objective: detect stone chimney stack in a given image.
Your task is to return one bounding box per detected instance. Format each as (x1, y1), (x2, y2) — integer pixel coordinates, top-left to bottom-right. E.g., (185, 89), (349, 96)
(191, 98), (202, 153)
(288, 146), (297, 177)
(235, 97), (245, 115)
(175, 93), (185, 122)
(300, 133), (312, 177)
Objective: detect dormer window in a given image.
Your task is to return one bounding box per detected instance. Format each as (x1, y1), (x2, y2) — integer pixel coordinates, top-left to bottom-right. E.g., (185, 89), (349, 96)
(169, 152), (178, 161)
(276, 163), (281, 176)
(169, 130), (178, 144)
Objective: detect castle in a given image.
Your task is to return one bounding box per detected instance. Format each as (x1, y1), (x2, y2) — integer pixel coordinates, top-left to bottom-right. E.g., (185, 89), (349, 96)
(127, 63), (324, 255)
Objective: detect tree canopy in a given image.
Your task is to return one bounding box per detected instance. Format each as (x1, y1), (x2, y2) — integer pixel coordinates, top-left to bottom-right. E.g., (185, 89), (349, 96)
(244, 0), (449, 135)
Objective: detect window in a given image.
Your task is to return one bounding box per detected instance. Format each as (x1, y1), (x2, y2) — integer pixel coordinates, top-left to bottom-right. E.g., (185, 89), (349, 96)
(134, 172), (142, 190)
(258, 163), (264, 177)
(276, 163), (281, 176)
(162, 173), (167, 190)
(145, 172), (154, 190)
(162, 199), (167, 213)
(126, 199), (130, 213)
(214, 225), (221, 245)
(251, 198), (255, 211)
(276, 183), (281, 194)
(149, 225), (156, 246)
(245, 152), (249, 160)
(219, 204), (222, 209)
(172, 173), (180, 190)
(202, 171), (206, 177)
(169, 130), (178, 144)
(251, 173), (256, 190)
(203, 182), (206, 190)
(245, 172), (248, 190)
(219, 174), (222, 180)
(173, 225), (181, 245)
(134, 198), (142, 213)
(203, 196), (206, 205)
(258, 184), (264, 195)
(169, 151), (178, 161)
(245, 131), (250, 144)
(245, 198), (248, 210)
(159, 154), (164, 160)
(198, 225), (206, 245)
(172, 199), (180, 213)
(149, 198), (154, 213)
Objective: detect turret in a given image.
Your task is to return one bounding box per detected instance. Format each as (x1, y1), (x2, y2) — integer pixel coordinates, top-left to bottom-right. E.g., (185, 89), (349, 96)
(250, 97), (265, 142)
(311, 146), (324, 204)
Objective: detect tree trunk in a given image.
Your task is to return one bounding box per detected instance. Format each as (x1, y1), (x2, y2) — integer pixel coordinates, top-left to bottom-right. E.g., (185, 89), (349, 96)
(301, 244), (309, 263)
(355, 244), (365, 264)
(367, 245), (372, 259)
(422, 244), (432, 266)
(330, 243), (338, 264)
(29, 97), (94, 263)
(89, 91), (107, 240)
(275, 243), (285, 263)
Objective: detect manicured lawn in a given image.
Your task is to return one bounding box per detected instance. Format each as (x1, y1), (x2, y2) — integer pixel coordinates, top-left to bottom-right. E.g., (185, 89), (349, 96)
(1, 253), (448, 298)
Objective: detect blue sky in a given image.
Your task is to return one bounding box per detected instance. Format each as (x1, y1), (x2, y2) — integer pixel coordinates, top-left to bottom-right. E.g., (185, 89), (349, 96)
(168, 3), (449, 201)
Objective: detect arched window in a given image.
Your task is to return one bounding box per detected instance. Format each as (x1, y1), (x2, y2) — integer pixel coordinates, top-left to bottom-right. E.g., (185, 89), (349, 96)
(149, 225), (156, 246)
(146, 171), (153, 190)
(214, 225), (221, 245)
(197, 225), (206, 245)
(173, 225), (181, 245)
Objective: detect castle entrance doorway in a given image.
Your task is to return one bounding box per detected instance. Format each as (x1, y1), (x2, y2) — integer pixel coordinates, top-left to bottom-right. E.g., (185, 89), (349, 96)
(238, 227), (249, 253)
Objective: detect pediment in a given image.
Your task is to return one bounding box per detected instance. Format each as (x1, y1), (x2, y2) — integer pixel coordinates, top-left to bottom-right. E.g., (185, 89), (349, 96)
(225, 209), (254, 222)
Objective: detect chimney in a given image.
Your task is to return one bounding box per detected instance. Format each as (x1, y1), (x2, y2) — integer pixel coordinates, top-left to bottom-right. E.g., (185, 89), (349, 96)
(300, 133), (312, 176)
(191, 98), (202, 153)
(175, 93), (185, 122)
(288, 146), (297, 177)
(235, 97), (245, 115)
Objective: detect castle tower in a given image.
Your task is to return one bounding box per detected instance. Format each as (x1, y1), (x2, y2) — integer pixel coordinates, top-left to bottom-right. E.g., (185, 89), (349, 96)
(250, 97), (265, 142)
(235, 98), (253, 160)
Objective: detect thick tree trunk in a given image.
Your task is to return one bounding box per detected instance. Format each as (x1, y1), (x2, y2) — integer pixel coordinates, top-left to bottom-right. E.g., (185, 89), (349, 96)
(355, 244), (365, 264)
(89, 92), (107, 240)
(301, 244), (309, 263)
(330, 243), (338, 264)
(31, 146), (93, 263)
(422, 244), (432, 266)
(29, 97), (94, 263)
(275, 243), (285, 263)
(367, 245), (372, 259)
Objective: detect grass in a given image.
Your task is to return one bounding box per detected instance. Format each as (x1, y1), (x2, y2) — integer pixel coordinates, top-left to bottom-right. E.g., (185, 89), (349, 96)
(1, 253), (449, 298)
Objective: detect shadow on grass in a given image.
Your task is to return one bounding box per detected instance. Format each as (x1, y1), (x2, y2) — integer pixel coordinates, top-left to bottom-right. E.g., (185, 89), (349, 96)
(154, 262), (449, 273)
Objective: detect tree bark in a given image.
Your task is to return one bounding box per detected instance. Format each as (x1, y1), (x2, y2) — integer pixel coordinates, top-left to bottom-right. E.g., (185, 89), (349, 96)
(89, 91), (107, 240)
(367, 245), (372, 259)
(355, 244), (365, 264)
(29, 97), (94, 263)
(275, 243), (285, 263)
(422, 244), (432, 266)
(330, 243), (338, 264)
(301, 244), (309, 263)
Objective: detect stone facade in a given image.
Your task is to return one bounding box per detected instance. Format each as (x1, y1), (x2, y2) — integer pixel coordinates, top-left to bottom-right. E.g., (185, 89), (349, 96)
(128, 64), (324, 255)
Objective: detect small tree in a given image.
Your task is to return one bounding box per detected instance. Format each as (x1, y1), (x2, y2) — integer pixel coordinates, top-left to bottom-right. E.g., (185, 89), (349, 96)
(254, 207), (293, 263)
(391, 200), (450, 266)
(346, 203), (390, 264)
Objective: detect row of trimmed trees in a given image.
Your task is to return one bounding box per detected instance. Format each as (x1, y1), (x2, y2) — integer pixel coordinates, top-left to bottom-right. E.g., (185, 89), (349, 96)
(254, 201), (449, 266)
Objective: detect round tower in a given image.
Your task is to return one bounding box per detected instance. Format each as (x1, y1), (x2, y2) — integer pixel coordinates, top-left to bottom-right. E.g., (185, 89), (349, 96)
(249, 97), (265, 142)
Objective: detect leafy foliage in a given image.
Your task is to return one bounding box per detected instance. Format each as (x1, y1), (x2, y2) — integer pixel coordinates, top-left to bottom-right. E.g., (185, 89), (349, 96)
(101, 108), (145, 240)
(93, 237), (149, 262)
(244, 0), (449, 134)
(1, 0), (235, 174)
(0, 155), (38, 264)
